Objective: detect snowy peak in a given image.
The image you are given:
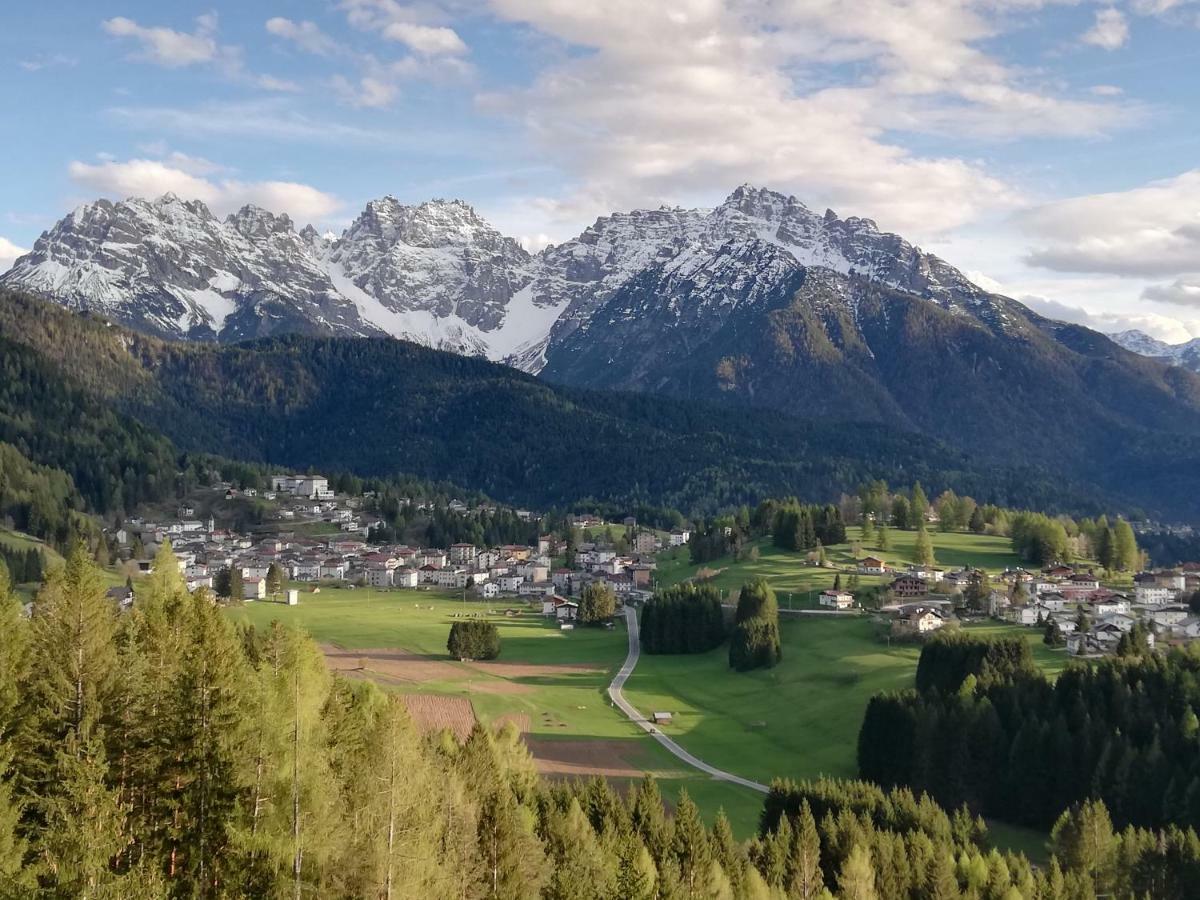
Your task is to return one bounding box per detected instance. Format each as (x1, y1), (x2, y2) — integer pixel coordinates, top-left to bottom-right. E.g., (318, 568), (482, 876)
(1, 184), (1037, 367)
(1111, 330), (1200, 373)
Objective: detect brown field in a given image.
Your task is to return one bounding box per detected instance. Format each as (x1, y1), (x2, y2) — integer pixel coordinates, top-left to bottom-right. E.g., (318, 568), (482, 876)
(402, 694), (476, 742)
(321, 644), (466, 684)
(524, 737), (649, 778)
(469, 660), (604, 678)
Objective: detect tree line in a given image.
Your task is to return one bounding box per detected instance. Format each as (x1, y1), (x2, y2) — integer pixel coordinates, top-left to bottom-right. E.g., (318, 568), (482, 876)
(859, 634), (1200, 832)
(761, 777), (1200, 900)
(640, 583), (726, 655)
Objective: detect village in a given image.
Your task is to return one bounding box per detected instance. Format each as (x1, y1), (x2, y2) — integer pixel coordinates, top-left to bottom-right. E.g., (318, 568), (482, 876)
(97, 471), (1200, 662)
(840, 553), (1200, 656)
(105, 473), (672, 622)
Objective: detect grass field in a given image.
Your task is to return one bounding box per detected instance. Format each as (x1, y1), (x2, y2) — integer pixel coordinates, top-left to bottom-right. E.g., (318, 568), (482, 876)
(655, 528), (1030, 606)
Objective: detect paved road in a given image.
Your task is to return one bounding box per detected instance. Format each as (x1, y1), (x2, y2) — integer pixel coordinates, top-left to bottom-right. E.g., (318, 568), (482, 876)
(608, 606), (769, 794)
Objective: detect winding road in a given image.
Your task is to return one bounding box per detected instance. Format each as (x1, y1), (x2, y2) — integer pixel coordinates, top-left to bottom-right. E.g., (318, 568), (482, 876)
(608, 606), (769, 794)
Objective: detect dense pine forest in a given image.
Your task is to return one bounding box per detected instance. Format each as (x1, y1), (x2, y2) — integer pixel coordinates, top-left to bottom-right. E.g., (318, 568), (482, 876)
(4, 546), (1200, 897)
(860, 633), (1200, 832)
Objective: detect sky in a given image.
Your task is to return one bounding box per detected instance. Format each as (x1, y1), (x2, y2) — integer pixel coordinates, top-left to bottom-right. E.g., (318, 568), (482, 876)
(3, 0), (1200, 342)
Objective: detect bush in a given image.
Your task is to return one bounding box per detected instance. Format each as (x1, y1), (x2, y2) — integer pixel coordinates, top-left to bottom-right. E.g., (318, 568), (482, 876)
(447, 620), (501, 660)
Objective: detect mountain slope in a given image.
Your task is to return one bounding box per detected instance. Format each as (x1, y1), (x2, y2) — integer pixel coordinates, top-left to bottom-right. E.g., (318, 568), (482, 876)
(539, 252), (1200, 518)
(0, 288), (1113, 517)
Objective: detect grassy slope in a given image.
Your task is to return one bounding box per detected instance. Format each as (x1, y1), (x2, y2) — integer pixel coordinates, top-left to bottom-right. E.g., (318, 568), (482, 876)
(655, 527), (1027, 603)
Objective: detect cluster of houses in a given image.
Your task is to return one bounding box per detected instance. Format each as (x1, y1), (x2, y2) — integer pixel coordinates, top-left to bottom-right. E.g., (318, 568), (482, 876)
(110, 478), (672, 611)
(844, 554), (1200, 655)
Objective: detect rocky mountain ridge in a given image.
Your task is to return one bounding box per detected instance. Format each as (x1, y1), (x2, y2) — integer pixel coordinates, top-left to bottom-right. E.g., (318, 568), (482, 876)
(0, 184), (1014, 365)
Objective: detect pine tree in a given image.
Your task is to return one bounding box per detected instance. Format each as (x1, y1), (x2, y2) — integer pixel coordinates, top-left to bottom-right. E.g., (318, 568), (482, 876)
(631, 778), (670, 864)
(837, 844), (877, 900)
(265, 563), (284, 600)
(165, 590), (251, 892)
(18, 547), (119, 799)
(878, 525), (891, 551)
(34, 731), (130, 898)
(914, 524), (936, 567)
(670, 791), (712, 897)
(1112, 520), (1138, 572)
(477, 788), (546, 899)
(969, 506), (986, 534)
(711, 810), (745, 897)
(789, 801), (823, 900)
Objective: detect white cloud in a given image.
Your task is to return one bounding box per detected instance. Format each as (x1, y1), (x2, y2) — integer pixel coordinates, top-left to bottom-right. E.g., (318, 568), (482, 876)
(265, 17), (340, 56)
(0, 237), (29, 273)
(67, 157), (341, 222)
(1090, 84), (1124, 96)
(382, 22), (467, 55)
(18, 53), (77, 72)
(1081, 8), (1130, 50)
(1143, 278), (1200, 308)
(102, 14), (220, 67)
(483, 0), (1095, 236)
(1021, 169), (1200, 277)
(331, 73), (399, 108)
(1020, 294), (1200, 342)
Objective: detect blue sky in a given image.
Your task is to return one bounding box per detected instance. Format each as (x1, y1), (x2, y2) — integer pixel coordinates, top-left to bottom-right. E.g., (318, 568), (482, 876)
(4, 0), (1200, 339)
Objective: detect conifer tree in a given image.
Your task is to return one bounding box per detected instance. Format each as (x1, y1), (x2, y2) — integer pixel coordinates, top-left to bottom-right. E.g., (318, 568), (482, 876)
(670, 791), (712, 897)
(789, 801), (823, 900)
(914, 523), (936, 567)
(837, 844), (877, 900)
(265, 563), (284, 600)
(477, 787), (546, 899)
(18, 547), (119, 798)
(631, 778), (671, 865)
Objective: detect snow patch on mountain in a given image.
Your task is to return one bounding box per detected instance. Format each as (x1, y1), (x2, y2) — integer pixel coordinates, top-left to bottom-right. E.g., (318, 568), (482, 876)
(1111, 330), (1200, 372)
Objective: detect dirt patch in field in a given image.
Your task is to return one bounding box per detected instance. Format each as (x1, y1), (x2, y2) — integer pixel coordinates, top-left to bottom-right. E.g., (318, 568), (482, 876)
(402, 694), (476, 742)
(469, 660), (604, 679)
(465, 680), (532, 695)
(524, 737), (648, 778)
(321, 644), (466, 684)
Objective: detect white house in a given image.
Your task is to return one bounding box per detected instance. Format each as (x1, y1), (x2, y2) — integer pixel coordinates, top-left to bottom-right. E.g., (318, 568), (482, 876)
(478, 581), (501, 599)
(499, 574), (525, 593)
(818, 590), (855, 610)
(669, 530), (691, 547)
(242, 577), (267, 601)
(1135, 585), (1176, 606)
(393, 568), (418, 588)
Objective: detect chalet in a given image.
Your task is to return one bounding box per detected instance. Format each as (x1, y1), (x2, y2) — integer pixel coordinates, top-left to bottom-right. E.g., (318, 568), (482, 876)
(393, 568), (419, 588)
(819, 589), (855, 610)
(858, 557), (888, 576)
(419, 564), (439, 585)
(106, 586), (135, 610)
(890, 574), (928, 599)
(242, 577), (267, 601)
(555, 600), (579, 622)
(1006, 604), (1045, 627)
(1144, 605), (1190, 628)
(1066, 573), (1101, 591)
(1044, 564), (1075, 579)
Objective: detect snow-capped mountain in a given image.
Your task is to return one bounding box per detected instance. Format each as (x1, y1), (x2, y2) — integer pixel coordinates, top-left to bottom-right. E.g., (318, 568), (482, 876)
(0, 184), (1074, 364)
(1110, 330), (1200, 373)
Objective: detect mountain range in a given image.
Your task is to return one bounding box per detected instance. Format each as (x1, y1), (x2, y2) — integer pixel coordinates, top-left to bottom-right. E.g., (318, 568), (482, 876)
(5, 185), (1200, 519)
(1110, 330), (1200, 374)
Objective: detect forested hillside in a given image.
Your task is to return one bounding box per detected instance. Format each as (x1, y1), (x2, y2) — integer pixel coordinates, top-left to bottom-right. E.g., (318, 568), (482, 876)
(0, 289), (1112, 523)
